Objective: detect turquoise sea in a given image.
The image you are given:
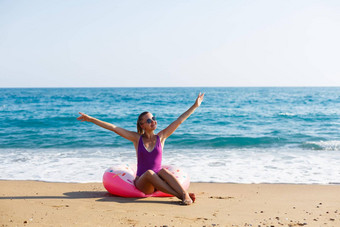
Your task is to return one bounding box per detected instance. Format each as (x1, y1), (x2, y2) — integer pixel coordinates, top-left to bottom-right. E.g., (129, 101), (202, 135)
(1, 87), (340, 184)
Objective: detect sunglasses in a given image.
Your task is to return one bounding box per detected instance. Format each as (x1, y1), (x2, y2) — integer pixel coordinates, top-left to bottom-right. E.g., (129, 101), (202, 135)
(145, 116), (157, 124)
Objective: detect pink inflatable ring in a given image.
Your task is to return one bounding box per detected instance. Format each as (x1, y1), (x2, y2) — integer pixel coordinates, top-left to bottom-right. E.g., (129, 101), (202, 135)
(103, 164), (190, 197)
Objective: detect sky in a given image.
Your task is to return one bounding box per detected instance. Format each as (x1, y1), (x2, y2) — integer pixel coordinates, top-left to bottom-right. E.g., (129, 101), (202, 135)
(0, 0), (339, 87)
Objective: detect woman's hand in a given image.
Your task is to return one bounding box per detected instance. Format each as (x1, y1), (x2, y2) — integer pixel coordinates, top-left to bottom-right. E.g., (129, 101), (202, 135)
(194, 92), (205, 107)
(77, 112), (93, 122)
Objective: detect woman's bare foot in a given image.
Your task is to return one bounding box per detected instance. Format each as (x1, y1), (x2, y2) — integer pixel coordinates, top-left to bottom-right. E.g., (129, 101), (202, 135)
(180, 192), (194, 205)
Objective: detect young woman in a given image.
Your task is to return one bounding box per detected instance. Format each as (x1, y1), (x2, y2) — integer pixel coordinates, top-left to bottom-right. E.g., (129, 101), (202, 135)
(77, 93), (204, 205)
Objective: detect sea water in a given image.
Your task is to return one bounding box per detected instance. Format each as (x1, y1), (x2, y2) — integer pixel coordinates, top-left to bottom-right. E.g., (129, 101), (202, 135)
(1, 87), (340, 184)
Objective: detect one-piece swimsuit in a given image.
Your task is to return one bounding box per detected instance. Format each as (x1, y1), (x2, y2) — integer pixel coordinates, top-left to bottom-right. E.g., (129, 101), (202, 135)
(136, 135), (162, 177)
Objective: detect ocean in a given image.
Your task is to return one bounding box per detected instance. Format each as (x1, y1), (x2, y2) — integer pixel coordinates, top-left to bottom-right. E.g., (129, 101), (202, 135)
(1, 87), (340, 184)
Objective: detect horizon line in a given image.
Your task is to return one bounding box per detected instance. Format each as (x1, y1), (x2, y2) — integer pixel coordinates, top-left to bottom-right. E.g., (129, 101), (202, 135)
(1, 85), (340, 89)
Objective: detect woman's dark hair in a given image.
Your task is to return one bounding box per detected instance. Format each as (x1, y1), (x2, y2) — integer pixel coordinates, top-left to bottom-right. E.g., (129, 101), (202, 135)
(137, 112), (149, 134)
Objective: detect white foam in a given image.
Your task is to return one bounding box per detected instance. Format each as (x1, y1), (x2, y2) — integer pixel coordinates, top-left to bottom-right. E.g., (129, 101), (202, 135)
(164, 148), (340, 184)
(0, 148), (137, 183)
(306, 140), (340, 151)
(1, 147), (340, 184)
(278, 112), (296, 117)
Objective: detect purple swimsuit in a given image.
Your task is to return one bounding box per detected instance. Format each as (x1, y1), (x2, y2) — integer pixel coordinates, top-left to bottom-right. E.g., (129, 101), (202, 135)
(136, 135), (162, 177)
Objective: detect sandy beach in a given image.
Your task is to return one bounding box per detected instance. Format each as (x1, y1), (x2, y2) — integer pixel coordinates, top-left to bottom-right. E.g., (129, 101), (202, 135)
(0, 181), (339, 226)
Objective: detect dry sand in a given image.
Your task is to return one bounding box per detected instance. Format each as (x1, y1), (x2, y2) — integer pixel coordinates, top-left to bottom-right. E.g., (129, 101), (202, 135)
(1, 180), (340, 226)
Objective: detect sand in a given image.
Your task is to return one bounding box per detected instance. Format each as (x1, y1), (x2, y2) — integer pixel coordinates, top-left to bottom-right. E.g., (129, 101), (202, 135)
(1, 180), (340, 226)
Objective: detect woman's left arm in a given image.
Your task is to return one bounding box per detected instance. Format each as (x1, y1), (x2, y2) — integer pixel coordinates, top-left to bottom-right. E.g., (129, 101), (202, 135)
(158, 93), (204, 140)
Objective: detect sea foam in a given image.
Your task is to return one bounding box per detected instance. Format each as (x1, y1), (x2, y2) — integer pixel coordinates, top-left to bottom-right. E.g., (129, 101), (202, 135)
(1, 147), (340, 184)
(305, 140), (340, 151)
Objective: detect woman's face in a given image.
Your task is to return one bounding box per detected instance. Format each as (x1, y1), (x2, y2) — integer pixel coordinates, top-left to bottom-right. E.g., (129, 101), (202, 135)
(141, 113), (157, 131)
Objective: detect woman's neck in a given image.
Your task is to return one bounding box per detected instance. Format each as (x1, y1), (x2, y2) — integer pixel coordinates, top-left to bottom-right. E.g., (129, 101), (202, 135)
(143, 131), (155, 139)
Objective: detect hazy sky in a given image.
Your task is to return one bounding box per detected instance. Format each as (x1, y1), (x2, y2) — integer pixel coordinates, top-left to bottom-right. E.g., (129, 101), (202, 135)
(1, 0), (339, 87)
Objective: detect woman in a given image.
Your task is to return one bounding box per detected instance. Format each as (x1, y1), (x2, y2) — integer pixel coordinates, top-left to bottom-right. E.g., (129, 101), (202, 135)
(77, 92), (204, 205)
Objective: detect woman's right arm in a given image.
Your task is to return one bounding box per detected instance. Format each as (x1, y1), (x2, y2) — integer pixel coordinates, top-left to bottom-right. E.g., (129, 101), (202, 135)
(77, 112), (139, 143)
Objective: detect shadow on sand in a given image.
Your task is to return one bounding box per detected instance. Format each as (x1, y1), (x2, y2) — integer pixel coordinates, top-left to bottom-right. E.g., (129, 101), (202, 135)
(0, 191), (178, 205)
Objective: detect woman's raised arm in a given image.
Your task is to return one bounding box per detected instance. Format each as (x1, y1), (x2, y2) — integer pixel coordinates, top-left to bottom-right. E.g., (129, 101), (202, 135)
(77, 112), (139, 142)
(158, 93), (204, 140)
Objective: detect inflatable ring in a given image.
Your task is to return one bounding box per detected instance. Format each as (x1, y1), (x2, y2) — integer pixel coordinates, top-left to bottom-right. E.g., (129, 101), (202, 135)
(103, 164), (190, 197)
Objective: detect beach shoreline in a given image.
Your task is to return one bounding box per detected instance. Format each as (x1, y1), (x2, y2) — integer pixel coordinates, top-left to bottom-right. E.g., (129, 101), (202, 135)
(1, 180), (339, 226)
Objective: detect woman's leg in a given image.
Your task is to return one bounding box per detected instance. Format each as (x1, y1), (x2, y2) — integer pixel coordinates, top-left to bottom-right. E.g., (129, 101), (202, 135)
(158, 168), (194, 205)
(135, 170), (182, 199)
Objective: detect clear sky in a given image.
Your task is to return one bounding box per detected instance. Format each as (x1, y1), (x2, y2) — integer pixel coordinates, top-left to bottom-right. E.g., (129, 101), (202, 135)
(0, 0), (339, 87)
